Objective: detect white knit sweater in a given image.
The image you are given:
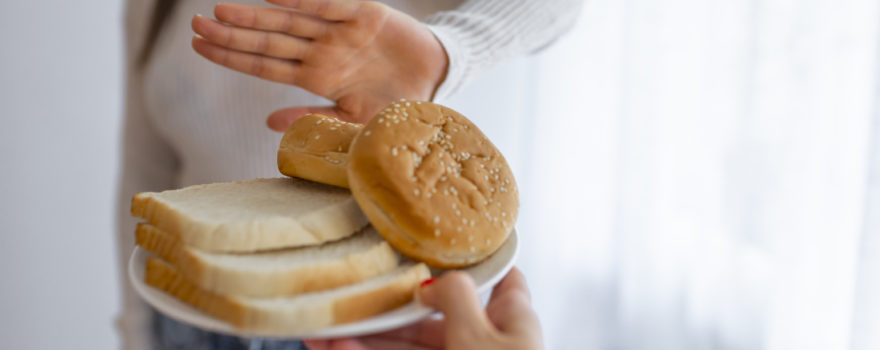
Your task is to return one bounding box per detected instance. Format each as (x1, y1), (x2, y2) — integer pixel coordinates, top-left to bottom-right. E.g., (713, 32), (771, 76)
(117, 0), (580, 348)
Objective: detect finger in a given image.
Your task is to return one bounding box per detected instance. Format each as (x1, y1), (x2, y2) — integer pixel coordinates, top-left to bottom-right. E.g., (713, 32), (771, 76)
(192, 15), (311, 60)
(486, 287), (540, 334)
(484, 268), (541, 335)
(266, 106), (346, 132)
(418, 271), (493, 335)
(266, 0), (360, 21)
(214, 3), (330, 39)
(364, 318), (445, 348)
(490, 267), (531, 302)
(192, 37), (301, 85)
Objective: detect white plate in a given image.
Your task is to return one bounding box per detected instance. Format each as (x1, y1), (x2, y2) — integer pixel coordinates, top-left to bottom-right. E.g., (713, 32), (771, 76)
(128, 229), (519, 339)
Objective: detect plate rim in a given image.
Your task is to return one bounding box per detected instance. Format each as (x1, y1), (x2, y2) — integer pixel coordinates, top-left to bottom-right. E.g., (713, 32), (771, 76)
(128, 229), (519, 339)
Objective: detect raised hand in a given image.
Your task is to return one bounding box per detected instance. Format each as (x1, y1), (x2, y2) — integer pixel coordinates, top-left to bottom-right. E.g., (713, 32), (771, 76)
(303, 267), (544, 350)
(191, 0), (449, 130)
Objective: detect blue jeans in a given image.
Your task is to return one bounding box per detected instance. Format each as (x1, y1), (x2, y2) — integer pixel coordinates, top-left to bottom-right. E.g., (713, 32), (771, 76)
(153, 311), (306, 350)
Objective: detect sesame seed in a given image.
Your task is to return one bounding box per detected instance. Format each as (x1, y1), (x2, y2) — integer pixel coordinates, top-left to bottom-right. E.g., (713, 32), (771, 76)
(330, 126), (337, 130)
(452, 203), (457, 209)
(316, 120), (323, 124)
(470, 246), (476, 253)
(451, 238), (457, 244)
(378, 118), (384, 123)
(414, 189), (420, 196)
(434, 229), (440, 237)
(411, 176), (417, 182)
(457, 226), (462, 232)
(502, 212), (507, 217)
(392, 148), (398, 156)
(485, 175), (489, 181)
(440, 176), (447, 182)
(364, 131), (372, 136)
(405, 102), (411, 107)
(315, 135), (320, 140)
(434, 216), (440, 224)
(468, 235), (474, 242)
(486, 239), (492, 245)
(456, 210), (461, 216)
(461, 218), (467, 224)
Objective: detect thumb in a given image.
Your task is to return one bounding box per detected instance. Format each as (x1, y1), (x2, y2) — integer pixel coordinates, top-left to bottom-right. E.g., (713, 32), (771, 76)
(266, 106), (348, 132)
(418, 271), (493, 335)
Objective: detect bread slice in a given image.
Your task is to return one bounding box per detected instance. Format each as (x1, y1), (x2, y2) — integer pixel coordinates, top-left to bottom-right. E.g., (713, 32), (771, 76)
(136, 223), (399, 297)
(145, 257), (431, 334)
(131, 178), (368, 252)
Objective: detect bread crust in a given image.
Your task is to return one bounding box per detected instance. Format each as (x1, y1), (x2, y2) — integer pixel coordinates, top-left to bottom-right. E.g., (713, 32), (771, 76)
(278, 114), (363, 188)
(144, 257), (430, 334)
(348, 101), (518, 268)
(131, 178), (368, 252)
(136, 223), (398, 298)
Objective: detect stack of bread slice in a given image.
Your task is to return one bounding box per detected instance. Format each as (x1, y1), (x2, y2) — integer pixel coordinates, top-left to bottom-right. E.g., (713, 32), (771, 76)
(131, 178), (430, 333)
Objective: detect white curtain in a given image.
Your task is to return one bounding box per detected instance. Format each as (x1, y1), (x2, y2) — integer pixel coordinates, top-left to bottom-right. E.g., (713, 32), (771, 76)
(448, 0), (880, 349)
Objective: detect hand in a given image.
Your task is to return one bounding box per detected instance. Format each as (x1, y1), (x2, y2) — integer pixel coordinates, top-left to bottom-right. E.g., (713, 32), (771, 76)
(191, 0), (449, 130)
(304, 267), (544, 350)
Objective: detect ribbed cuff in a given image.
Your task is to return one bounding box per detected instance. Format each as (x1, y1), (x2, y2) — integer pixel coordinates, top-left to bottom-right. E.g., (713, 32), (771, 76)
(426, 24), (468, 103)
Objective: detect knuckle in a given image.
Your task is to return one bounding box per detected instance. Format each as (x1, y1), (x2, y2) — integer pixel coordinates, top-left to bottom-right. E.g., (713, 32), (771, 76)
(256, 33), (271, 54)
(315, 1), (331, 17)
(250, 57), (265, 78)
(282, 11), (296, 34)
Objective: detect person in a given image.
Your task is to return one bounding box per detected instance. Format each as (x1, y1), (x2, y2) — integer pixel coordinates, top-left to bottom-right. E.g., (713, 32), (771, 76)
(117, 0), (581, 349)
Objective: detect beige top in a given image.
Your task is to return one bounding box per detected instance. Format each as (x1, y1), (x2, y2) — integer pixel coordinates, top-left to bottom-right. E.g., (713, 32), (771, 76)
(117, 0), (581, 348)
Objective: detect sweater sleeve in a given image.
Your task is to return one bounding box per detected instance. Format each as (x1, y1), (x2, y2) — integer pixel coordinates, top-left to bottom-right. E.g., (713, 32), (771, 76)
(425, 0), (583, 100)
(115, 1), (180, 349)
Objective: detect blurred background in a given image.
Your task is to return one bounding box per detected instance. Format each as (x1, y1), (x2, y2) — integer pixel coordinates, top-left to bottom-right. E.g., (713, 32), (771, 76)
(1, 0), (879, 349)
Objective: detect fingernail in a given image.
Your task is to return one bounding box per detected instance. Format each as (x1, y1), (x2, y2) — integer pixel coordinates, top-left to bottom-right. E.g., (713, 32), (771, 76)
(420, 278), (436, 288)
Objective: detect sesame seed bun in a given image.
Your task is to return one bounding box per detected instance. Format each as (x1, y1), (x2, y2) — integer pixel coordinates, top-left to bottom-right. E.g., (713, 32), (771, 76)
(347, 101), (518, 268)
(278, 114), (362, 188)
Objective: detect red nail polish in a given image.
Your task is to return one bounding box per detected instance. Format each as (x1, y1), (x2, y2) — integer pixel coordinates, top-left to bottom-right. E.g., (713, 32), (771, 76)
(420, 278), (436, 288)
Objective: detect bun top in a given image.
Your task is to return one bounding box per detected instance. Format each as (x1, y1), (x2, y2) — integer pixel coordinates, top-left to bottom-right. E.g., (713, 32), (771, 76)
(279, 114), (362, 155)
(277, 114), (362, 187)
(348, 100), (518, 267)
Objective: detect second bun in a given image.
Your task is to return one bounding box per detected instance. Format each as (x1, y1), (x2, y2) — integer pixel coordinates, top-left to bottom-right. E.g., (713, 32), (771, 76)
(278, 114), (362, 188)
